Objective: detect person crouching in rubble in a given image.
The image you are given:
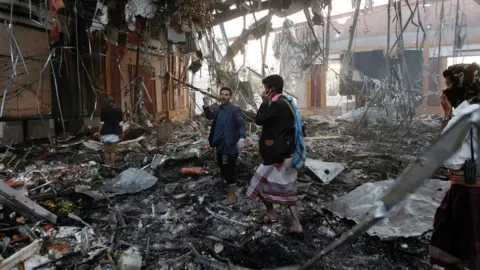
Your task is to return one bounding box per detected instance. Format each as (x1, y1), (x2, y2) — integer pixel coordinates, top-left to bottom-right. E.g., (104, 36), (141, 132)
(429, 63), (480, 269)
(203, 87), (246, 205)
(246, 74), (303, 235)
(98, 96), (124, 167)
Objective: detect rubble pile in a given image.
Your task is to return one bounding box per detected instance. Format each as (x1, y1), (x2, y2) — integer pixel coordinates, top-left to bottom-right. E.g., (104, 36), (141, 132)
(0, 114), (443, 269)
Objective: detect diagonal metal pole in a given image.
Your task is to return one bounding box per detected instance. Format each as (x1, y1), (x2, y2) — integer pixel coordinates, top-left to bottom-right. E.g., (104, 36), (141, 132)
(342, 0), (362, 75)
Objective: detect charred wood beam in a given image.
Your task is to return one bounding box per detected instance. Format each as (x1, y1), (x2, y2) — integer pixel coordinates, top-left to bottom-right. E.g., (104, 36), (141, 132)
(0, 179), (57, 223)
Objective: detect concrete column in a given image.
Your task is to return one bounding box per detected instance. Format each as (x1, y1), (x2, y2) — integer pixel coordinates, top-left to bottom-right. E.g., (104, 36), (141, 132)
(320, 64), (327, 109)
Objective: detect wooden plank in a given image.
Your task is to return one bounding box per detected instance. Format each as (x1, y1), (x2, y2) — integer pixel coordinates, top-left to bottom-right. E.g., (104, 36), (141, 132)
(0, 239), (42, 269)
(0, 180), (57, 223)
(304, 135), (341, 140)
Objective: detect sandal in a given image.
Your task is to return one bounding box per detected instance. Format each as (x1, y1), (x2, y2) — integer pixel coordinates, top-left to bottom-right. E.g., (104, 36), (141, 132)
(253, 214), (278, 225)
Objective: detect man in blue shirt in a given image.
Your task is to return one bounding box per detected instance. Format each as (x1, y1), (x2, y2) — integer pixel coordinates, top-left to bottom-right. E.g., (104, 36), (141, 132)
(203, 87), (246, 205)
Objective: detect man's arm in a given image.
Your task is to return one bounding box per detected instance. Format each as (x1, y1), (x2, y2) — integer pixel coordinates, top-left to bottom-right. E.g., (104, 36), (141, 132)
(203, 106), (215, 120)
(98, 109), (104, 137)
(119, 110), (125, 138)
(255, 101), (276, 125)
(234, 107), (246, 139)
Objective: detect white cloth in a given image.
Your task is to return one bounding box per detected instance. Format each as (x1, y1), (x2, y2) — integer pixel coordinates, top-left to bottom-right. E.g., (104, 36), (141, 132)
(246, 157), (298, 204)
(99, 121), (125, 143)
(102, 135), (119, 143)
(236, 139), (245, 153)
(100, 121), (125, 126)
(443, 101), (480, 169)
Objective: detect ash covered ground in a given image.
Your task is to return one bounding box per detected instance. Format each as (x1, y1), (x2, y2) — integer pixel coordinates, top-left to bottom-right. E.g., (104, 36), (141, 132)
(0, 114), (443, 269)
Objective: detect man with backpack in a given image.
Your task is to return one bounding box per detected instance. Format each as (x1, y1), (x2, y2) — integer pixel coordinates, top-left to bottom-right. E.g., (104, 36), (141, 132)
(246, 75), (306, 235)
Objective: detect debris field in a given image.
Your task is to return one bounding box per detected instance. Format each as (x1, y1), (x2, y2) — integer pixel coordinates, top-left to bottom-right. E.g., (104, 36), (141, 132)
(0, 112), (444, 270)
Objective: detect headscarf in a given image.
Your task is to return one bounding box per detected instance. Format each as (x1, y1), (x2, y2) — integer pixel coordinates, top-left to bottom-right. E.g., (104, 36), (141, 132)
(443, 63), (480, 107)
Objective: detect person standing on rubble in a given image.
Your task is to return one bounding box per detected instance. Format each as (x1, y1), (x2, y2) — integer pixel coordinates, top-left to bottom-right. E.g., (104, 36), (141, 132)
(246, 74), (304, 235)
(98, 96), (124, 167)
(429, 63), (480, 269)
(203, 87), (246, 205)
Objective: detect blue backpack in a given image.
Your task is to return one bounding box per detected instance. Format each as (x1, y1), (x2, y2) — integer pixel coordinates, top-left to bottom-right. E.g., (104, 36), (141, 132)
(283, 97), (307, 169)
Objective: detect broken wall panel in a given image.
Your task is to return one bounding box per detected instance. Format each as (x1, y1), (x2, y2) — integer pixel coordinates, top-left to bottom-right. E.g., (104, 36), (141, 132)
(161, 48), (190, 119)
(119, 49), (166, 116)
(127, 64), (157, 113)
(0, 25), (51, 118)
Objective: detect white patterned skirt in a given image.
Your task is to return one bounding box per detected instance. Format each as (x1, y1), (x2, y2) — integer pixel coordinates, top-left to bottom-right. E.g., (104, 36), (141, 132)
(246, 157), (298, 205)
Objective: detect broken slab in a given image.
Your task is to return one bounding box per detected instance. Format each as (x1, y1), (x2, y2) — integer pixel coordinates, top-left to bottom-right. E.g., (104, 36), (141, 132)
(323, 179), (450, 240)
(305, 158), (344, 184)
(101, 168), (158, 197)
(0, 180), (57, 223)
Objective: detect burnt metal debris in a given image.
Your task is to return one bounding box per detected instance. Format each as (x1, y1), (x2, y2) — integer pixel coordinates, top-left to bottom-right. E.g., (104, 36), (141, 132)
(0, 113), (444, 269)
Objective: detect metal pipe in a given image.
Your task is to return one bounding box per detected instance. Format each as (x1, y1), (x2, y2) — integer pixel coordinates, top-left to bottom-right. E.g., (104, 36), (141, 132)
(50, 59), (65, 136)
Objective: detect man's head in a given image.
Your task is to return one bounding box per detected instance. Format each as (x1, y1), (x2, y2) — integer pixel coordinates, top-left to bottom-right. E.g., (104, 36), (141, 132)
(442, 63), (480, 107)
(262, 75), (284, 95)
(105, 96), (114, 107)
(219, 87), (232, 105)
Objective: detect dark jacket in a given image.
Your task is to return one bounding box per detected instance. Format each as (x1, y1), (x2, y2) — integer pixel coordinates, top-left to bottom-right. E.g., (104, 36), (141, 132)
(256, 95), (295, 165)
(205, 103), (246, 156)
(100, 106), (123, 136)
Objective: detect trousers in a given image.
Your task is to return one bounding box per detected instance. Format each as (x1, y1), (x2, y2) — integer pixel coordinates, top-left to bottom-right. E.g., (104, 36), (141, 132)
(217, 153), (238, 186)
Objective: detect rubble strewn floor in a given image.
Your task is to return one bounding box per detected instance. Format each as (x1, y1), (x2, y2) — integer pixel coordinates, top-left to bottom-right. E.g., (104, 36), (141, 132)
(0, 115), (443, 269)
